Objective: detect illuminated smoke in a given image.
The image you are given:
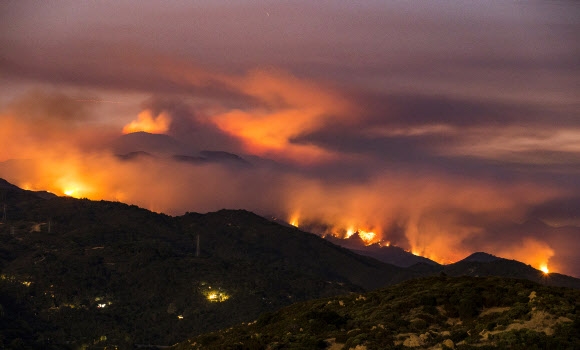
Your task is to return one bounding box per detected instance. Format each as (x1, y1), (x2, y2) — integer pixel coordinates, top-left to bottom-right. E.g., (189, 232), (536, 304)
(0, 83), (576, 277)
(495, 237), (555, 274)
(122, 110), (172, 134)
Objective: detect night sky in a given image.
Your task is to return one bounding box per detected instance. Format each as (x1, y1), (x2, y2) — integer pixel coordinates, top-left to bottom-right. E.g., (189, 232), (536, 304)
(1, 1), (579, 277)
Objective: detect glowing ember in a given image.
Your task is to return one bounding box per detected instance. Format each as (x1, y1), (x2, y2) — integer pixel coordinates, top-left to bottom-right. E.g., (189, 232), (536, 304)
(540, 264), (549, 274)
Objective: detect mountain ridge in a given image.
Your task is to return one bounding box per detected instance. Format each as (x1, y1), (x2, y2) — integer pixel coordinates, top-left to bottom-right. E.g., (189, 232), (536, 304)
(1, 178), (579, 349)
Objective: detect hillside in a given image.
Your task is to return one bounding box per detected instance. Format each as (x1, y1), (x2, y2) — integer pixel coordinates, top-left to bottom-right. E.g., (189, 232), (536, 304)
(2, 178), (580, 349)
(173, 275), (580, 349)
(0, 179), (416, 348)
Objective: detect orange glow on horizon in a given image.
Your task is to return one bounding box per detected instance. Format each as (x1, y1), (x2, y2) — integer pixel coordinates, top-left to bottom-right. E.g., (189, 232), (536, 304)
(540, 264), (549, 274)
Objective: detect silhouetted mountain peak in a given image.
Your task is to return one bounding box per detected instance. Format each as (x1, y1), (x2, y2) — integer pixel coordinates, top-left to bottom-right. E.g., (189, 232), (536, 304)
(461, 252), (501, 263)
(111, 131), (185, 155)
(116, 151), (155, 161)
(174, 151), (251, 166)
(0, 178), (56, 200)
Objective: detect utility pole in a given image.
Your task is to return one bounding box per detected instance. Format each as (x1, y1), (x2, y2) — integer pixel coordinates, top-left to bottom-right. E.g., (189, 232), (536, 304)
(196, 234), (200, 257)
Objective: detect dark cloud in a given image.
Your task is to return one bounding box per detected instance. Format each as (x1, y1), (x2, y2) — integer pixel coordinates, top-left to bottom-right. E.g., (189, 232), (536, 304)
(528, 197), (580, 228)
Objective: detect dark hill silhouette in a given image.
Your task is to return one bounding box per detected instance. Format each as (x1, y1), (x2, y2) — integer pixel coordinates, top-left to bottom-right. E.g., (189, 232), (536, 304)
(112, 131), (252, 167)
(173, 151), (250, 167)
(462, 251), (501, 263)
(0, 178), (417, 348)
(116, 150), (155, 161)
(111, 131), (184, 155)
(1, 178), (579, 349)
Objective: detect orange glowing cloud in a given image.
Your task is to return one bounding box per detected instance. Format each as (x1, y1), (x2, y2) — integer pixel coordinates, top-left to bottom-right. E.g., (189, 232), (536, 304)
(0, 92), (117, 162)
(122, 110), (171, 134)
(208, 70), (354, 163)
(161, 65), (355, 164)
(282, 173), (564, 266)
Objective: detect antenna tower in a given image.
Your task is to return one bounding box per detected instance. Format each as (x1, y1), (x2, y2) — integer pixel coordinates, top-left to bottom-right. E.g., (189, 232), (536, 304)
(196, 234), (200, 257)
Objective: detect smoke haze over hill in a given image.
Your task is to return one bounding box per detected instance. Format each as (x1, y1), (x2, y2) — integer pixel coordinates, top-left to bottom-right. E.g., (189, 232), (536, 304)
(1, 1), (579, 277)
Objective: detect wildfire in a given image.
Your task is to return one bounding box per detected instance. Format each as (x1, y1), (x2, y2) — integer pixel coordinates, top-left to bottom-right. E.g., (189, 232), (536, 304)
(540, 264), (549, 274)
(345, 227), (356, 239)
(60, 181), (90, 198)
(64, 188), (77, 197)
(341, 226), (377, 245)
(289, 213), (300, 227)
(357, 229), (376, 244)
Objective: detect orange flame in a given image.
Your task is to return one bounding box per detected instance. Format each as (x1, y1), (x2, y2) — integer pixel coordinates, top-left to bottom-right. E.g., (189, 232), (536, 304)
(357, 229), (376, 244)
(331, 225), (378, 245)
(289, 213), (300, 227)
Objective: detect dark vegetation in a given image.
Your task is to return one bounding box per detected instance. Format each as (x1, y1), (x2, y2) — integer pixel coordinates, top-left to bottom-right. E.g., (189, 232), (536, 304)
(174, 275), (580, 349)
(0, 179), (417, 349)
(1, 178), (579, 349)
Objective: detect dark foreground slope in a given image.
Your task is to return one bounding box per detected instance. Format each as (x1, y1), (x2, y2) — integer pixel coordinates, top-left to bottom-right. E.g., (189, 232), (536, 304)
(0, 179), (415, 348)
(174, 275), (580, 350)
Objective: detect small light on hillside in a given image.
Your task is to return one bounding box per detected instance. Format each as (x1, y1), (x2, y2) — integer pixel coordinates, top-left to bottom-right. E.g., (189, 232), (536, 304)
(203, 286), (230, 302)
